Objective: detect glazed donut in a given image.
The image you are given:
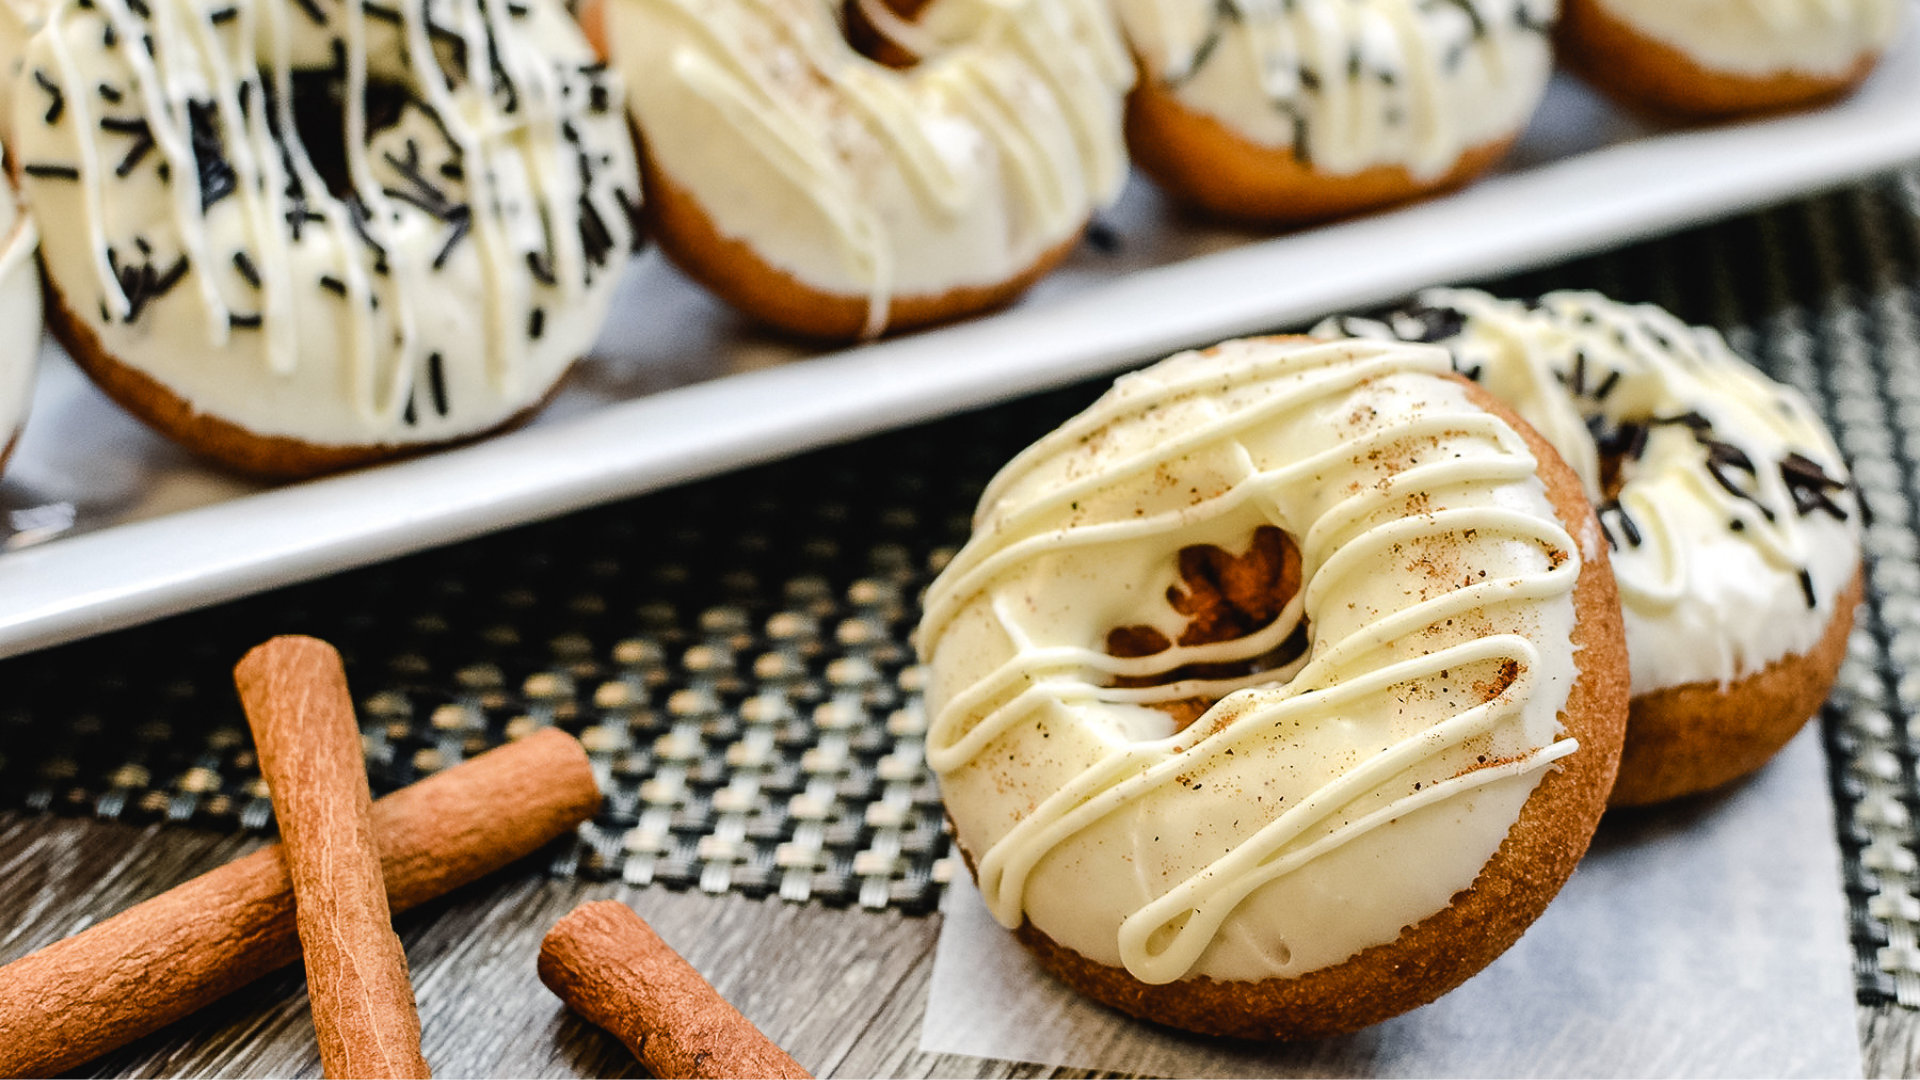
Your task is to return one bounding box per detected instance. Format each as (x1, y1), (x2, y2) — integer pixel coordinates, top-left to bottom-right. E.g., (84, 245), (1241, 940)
(0, 148), (39, 472)
(1320, 289), (1863, 806)
(592, 0), (1132, 341)
(1113, 0), (1557, 225)
(15, 0), (640, 479)
(1555, 0), (1902, 116)
(918, 335), (1628, 1038)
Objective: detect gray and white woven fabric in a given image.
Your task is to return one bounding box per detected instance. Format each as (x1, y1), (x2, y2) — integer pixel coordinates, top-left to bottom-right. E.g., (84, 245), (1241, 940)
(3, 163), (1919, 1005)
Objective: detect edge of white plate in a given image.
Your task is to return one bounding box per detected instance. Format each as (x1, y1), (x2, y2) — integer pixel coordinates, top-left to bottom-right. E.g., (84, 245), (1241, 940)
(4, 42), (1919, 659)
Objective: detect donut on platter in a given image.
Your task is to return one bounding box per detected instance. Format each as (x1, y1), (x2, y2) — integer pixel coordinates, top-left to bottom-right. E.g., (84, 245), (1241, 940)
(918, 335), (1628, 1038)
(15, 0), (640, 479)
(1321, 289), (1863, 806)
(0, 143), (39, 473)
(590, 0), (1132, 341)
(1113, 0), (1557, 225)
(1555, 0), (1901, 117)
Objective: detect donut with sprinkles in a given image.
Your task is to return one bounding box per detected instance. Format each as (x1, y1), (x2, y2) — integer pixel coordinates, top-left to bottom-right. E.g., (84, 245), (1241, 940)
(1112, 0), (1558, 225)
(15, 0), (639, 478)
(1322, 288), (1864, 806)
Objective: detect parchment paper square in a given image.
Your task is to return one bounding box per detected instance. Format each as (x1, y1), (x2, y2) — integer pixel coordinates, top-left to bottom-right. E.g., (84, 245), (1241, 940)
(921, 727), (1861, 1078)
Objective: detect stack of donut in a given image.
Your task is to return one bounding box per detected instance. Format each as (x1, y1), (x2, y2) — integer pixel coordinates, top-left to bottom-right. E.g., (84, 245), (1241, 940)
(918, 290), (1862, 1037)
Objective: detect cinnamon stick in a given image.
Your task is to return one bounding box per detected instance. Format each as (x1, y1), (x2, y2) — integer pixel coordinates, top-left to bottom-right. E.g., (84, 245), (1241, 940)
(538, 900), (811, 1079)
(0, 725), (600, 1078)
(235, 635), (432, 1078)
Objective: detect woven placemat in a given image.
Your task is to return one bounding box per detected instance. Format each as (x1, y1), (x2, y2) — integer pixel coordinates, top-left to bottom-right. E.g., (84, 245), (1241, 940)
(3, 165), (1918, 1003)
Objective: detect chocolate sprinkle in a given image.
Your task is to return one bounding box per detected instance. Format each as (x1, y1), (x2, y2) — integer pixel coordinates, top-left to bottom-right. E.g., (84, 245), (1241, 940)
(525, 251), (557, 287)
(101, 115), (155, 177)
(34, 70), (64, 125)
(578, 195), (614, 270)
(529, 307), (545, 340)
(233, 250), (261, 288)
(318, 274), (347, 296)
(229, 312), (263, 329)
(1591, 368), (1621, 401)
(432, 208), (471, 270)
(23, 163), (80, 180)
(1598, 500), (1641, 548)
(427, 352), (449, 416)
(107, 248), (190, 322)
(187, 100), (236, 212)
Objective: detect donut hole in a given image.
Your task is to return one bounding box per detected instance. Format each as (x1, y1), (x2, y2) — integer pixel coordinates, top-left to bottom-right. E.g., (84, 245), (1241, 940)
(1104, 525), (1310, 729)
(283, 74), (419, 200)
(843, 0), (937, 68)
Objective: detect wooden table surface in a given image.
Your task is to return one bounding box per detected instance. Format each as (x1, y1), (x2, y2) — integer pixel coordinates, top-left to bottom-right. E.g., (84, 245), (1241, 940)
(4, 808), (1917, 1079)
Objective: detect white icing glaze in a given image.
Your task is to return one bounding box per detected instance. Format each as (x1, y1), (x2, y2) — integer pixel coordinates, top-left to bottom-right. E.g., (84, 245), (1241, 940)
(15, 0), (638, 450)
(1591, 0), (1900, 78)
(0, 0), (43, 145)
(600, 0), (1131, 337)
(0, 157), (41, 455)
(919, 337), (1586, 984)
(1320, 288), (1861, 694)
(1113, 0), (1557, 179)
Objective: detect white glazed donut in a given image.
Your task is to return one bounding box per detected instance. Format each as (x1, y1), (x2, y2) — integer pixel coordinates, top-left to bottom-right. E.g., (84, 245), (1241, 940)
(1556, 0), (1901, 116)
(595, 0), (1132, 340)
(0, 150), (39, 471)
(1115, 0), (1557, 223)
(918, 335), (1627, 1037)
(15, 0), (640, 478)
(1321, 288), (1863, 805)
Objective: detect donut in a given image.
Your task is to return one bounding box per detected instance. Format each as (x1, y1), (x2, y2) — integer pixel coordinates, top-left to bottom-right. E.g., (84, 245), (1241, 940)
(1112, 0), (1557, 226)
(917, 335), (1628, 1038)
(1555, 0), (1902, 116)
(0, 148), (39, 473)
(590, 0), (1132, 341)
(15, 0), (640, 479)
(1319, 289), (1863, 806)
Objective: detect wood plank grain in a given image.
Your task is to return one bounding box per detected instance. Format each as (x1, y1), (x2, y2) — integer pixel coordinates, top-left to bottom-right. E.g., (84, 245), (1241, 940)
(0, 811), (1906, 1078)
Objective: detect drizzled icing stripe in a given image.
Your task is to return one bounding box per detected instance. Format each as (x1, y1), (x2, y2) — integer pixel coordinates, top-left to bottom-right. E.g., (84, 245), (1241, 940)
(1112, 0), (1556, 177)
(920, 337), (1585, 983)
(18, 0), (637, 449)
(1320, 288), (1861, 692)
(604, 0), (1130, 337)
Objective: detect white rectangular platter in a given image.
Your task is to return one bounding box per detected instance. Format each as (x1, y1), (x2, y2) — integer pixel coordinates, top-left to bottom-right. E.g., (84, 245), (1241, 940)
(4, 15), (1920, 660)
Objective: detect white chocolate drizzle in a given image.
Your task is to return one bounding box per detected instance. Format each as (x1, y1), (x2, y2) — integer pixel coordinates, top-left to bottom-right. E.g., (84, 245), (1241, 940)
(919, 337), (1586, 983)
(16, 0), (638, 449)
(1111, 0), (1557, 178)
(1321, 288), (1862, 693)
(601, 0), (1131, 337)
